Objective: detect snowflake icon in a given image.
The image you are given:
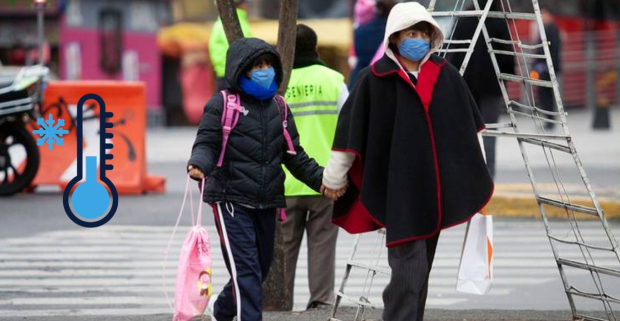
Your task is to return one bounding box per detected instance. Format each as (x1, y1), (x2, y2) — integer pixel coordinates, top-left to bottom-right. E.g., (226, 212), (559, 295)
(32, 114), (70, 151)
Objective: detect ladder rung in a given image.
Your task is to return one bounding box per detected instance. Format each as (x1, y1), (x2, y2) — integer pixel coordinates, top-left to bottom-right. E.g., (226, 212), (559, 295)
(484, 122), (515, 129)
(489, 49), (547, 59)
(537, 196), (598, 216)
(498, 73), (554, 88)
(509, 109), (564, 124)
(488, 11), (537, 20)
(443, 39), (472, 45)
(567, 287), (620, 305)
(335, 291), (381, 308)
(548, 235), (612, 252)
(558, 258), (620, 278)
(430, 11), (537, 20)
(438, 48), (470, 53)
(519, 138), (571, 153)
(489, 38), (545, 50)
(573, 314), (609, 321)
(347, 260), (390, 275)
(482, 130), (569, 140)
(509, 100), (563, 117)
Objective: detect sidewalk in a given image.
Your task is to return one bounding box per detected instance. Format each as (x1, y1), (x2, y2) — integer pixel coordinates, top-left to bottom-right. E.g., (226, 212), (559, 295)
(147, 108), (620, 219)
(4, 309), (590, 321)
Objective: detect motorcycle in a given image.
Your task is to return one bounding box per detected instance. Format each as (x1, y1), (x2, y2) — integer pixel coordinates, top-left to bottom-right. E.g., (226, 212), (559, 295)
(0, 64), (49, 196)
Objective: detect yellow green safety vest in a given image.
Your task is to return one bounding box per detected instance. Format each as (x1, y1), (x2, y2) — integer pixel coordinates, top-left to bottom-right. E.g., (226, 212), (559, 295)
(209, 9), (252, 78)
(283, 64), (345, 197)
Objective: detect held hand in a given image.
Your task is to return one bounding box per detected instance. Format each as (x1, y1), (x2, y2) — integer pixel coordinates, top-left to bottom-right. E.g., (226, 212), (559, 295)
(187, 165), (205, 180)
(321, 182), (348, 201)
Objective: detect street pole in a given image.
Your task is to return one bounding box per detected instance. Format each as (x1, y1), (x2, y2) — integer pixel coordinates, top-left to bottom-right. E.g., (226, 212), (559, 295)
(586, 0), (606, 112)
(34, 0), (46, 66)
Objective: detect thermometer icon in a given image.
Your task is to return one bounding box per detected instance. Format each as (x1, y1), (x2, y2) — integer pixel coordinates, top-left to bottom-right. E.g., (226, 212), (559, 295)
(62, 93), (119, 228)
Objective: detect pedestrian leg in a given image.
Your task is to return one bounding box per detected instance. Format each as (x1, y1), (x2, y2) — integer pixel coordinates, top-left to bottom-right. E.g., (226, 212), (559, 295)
(382, 234), (440, 321)
(306, 196), (338, 308)
(281, 197), (307, 308)
(212, 203), (265, 321)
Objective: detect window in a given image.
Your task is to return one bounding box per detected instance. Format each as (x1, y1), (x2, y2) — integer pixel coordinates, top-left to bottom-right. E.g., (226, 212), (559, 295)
(99, 9), (123, 74)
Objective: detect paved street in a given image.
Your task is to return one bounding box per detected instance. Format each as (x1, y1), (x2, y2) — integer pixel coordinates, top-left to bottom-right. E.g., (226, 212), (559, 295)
(2, 191), (620, 319)
(1, 109), (619, 320)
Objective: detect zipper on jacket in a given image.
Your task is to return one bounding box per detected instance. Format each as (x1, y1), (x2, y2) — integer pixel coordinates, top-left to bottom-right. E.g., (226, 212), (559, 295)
(259, 100), (267, 209)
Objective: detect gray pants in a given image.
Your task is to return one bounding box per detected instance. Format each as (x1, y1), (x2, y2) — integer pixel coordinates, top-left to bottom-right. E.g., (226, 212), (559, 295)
(382, 233), (440, 321)
(282, 196), (338, 309)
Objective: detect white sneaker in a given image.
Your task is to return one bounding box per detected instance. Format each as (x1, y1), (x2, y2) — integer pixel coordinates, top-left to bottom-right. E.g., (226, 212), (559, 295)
(207, 293), (219, 321)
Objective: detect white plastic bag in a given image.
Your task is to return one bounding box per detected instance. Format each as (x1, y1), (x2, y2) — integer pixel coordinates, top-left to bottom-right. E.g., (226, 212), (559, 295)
(456, 213), (494, 295)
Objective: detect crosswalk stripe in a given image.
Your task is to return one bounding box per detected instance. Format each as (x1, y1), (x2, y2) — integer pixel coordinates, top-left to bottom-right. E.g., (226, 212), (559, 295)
(0, 259), (614, 269)
(0, 308), (172, 317)
(0, 250), (613, 261)
(0, 223), (617, 315)
(0, 275), (557, 287)
(0, 267), (562, 277)
(0, 297), (171, 305)
(0, 286), (514, 296)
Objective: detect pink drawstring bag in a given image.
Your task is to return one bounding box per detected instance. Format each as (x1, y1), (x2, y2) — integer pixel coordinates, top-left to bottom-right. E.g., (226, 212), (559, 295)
(163, 176), (212, 321)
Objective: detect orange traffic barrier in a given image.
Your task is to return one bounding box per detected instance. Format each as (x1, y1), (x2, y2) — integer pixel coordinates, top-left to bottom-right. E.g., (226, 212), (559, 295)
(29, 81), (166, 194)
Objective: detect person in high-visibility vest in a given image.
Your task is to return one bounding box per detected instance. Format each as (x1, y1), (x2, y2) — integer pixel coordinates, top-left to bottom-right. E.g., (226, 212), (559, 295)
(282, 24), (349, 310)
(209, 0), (252, 91)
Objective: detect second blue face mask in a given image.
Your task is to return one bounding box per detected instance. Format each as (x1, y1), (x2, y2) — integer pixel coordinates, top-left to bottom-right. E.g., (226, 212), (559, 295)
(399, 38), (430, 62)
(251, 67), (276, 89)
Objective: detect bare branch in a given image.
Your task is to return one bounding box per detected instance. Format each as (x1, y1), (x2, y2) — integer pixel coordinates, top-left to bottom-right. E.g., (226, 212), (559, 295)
(215, 0), (244, 44)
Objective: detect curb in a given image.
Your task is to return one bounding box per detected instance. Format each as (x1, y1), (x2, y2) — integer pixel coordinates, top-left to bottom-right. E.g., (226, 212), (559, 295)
(487, 195), (620, 220)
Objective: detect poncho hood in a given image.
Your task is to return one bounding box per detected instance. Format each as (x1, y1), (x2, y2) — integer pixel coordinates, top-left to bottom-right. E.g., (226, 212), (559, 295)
(383, 2), (445, 68)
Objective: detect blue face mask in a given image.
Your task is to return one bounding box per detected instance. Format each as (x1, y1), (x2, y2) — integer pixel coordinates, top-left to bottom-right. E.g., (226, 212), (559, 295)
(250, 67), (276, 89)
(239, 75), (278, 101)
(399, 38), (430, 62)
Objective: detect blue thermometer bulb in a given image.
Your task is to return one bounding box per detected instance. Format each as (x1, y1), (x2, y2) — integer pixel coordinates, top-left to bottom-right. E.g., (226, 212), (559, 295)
(62, 94), (119, 228)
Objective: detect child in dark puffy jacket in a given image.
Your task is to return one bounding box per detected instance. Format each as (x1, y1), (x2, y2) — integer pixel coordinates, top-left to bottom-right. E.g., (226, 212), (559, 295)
(187, 37), (341, 321)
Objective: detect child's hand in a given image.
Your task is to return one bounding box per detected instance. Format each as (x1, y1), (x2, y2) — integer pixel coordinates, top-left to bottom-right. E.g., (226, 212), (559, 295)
(188, 165), (205, 180)
(321, 183), (348, 201)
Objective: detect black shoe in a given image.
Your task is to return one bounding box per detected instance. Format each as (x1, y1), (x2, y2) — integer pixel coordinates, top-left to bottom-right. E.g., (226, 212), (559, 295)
(306, 301), (333, 311)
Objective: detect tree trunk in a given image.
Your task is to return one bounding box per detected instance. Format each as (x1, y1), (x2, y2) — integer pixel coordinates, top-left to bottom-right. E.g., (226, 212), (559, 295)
(263, 0), (298, 311)
(262, 222), (292, 311)
(215, 0), (244, 44)
(215, 0), (298, 312)
(275, 0), (298, 95)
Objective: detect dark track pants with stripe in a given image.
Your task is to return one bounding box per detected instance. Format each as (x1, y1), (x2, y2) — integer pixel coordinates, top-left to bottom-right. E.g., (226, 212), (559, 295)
(211, 202), (276, 321)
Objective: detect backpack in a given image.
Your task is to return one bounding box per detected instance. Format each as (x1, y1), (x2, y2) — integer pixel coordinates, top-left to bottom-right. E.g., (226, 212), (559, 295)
(216, 90), (296, 168)
(216, 90), (296, 221)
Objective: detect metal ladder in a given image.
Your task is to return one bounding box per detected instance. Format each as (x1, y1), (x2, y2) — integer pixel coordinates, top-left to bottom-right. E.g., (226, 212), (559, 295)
(331, 1), (620, 320)
(329, 229), (388, 321)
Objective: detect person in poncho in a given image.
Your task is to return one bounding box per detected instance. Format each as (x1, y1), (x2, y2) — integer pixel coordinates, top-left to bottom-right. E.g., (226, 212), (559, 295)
(321, 2), (494, 320)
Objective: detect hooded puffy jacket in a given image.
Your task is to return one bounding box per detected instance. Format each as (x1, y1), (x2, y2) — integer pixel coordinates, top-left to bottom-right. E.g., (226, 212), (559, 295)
(188, 38), (324, 209)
